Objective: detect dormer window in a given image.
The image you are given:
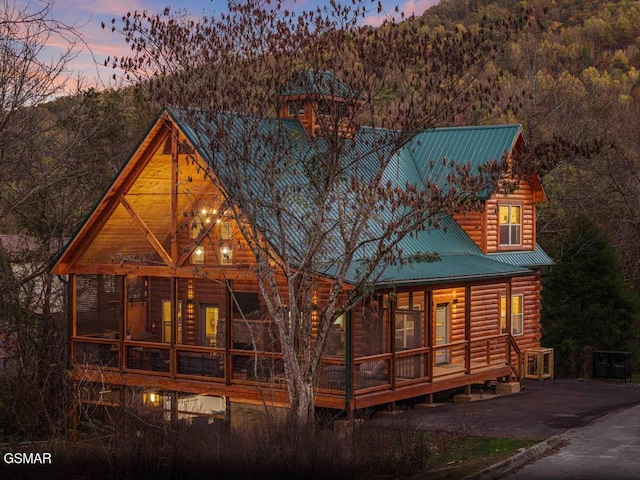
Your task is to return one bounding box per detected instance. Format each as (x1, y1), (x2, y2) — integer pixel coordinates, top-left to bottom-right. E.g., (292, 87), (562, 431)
(287, 102), (304, 117)
(499, 205), (521, 246)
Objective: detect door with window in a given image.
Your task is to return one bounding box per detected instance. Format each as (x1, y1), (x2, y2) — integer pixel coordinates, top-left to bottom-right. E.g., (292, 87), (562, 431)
(435, 303), (450, 365)
(200, 304), (220, 347)
(162, 300), (182, 344)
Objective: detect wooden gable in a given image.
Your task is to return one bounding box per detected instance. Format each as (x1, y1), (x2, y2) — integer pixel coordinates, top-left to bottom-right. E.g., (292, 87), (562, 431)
(51, 112), (248, 277)
(452, 135), (547, 255)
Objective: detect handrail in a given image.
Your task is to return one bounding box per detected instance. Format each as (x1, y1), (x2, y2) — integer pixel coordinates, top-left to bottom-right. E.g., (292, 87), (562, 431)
(508, 334), (522, 380)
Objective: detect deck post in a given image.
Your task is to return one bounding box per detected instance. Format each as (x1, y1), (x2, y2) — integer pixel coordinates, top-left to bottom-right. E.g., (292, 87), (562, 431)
(506, 280), (512, 366)
(345, 309), (352, 413)
(225, 280), (232, 385)
(426, 290), (433, 380)
(170, 277), (177, 379)
(465, 286), (471, 374)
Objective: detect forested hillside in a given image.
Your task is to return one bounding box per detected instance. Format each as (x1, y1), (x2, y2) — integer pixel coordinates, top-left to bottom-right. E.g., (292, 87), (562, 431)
(1, 1), (639, 437)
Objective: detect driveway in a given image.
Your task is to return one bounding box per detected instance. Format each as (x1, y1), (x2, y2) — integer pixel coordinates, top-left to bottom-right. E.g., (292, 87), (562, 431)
(370, 379), (640, 440)
(503, 403), (640, 479)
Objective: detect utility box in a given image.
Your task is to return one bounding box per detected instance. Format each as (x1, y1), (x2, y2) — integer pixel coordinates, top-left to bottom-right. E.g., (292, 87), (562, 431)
(593, 351), (632, 382)
(524, 348), (554, 380)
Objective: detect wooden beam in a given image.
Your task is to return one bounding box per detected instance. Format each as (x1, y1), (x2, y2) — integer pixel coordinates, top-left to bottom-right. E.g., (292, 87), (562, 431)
(118, 194), (173, 266)
(54, 127), (171, 273)
(171, 126), (179, 262)
(66, 263), (255, 280)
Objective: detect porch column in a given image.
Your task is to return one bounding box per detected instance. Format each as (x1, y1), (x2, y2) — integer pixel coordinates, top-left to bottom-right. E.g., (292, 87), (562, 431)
(389, 295), (396, 389)
(465, 285), (471, 375)
(68, 273), (76, 369)
(345, 309), (353, 412)
(225, 280), (232, 385)
(505, 280), (512, 365)
(170, 277), (177, 378)
(426, 290), (433, 380)
(121, 275), (127, 373)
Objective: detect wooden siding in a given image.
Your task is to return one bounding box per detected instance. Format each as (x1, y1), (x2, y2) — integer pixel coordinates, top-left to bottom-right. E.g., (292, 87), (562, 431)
(512, 273), (542, 352)
(453, 180), (538, 254)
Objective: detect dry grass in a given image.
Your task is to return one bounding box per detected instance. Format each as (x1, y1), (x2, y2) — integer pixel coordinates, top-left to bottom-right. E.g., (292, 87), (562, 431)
(0, 405), (536, 479)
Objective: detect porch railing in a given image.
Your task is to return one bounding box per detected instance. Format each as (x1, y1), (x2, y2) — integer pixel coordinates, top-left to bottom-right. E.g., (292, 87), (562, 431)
(72, 331), (515, 392)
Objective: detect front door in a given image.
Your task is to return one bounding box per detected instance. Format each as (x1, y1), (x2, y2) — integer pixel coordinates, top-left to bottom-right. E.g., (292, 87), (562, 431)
(200, 304), (220, 347)
(435, 303), (450, 365)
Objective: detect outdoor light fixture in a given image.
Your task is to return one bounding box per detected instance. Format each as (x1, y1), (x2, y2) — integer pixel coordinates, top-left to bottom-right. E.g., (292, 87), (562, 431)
(220, 243), (232, 265)
(192, 246), (205, 264)
(191, 203), (219, 238)
(144, 391), (161, 407)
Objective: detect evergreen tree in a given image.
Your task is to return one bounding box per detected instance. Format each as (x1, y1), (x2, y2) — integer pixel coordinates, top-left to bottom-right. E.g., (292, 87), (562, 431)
(542, 218), (640, 377)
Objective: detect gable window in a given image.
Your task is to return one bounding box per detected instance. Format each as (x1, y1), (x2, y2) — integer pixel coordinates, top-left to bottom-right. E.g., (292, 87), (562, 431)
(500, 294), (524, 336)
(287, 102), (304, 117)
(499, 205), (522, 246)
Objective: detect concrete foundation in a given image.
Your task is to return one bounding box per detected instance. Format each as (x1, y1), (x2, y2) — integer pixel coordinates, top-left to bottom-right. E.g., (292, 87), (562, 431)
(495, 381), (521, 395)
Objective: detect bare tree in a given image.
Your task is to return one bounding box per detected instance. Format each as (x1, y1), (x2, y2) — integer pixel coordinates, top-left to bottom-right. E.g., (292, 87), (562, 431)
(0, 0), (82, 138)
(0, 0), (100, 439)
(107, 0), (525, 425)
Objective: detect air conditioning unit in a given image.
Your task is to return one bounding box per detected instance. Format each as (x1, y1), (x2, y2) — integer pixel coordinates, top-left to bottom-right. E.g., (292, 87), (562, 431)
(524, 348), (554, 380)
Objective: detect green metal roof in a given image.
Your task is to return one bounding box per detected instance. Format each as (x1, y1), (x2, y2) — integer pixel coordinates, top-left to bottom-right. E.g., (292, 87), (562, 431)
(487, 246), (554, 268)
(405, 124), (522, 197)
(375, 254), (531, 287)
(166, 107), (540, 286)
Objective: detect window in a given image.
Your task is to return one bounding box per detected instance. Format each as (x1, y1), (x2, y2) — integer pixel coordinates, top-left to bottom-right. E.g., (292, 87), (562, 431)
(499, 205), (522, 246)
(162, 300), (182, 343)
(395, 312), (416, 350)
(393, 292), (424, 350)
(202, 305), (219, 347)
(500, 294), (524, 336)
(220, 221), (233, 240)
(191, 246), (205, 264)
(287, 101), (304, 116)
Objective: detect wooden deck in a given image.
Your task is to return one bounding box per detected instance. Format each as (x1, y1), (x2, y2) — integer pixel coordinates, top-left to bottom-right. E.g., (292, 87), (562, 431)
(72, 335), (518, 411)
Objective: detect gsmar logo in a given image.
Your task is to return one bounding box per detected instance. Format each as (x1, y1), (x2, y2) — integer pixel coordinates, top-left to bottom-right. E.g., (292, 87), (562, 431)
(3, 452), (52, 464)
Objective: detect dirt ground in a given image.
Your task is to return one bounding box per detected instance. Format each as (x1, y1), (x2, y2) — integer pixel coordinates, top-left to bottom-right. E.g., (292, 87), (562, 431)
(370, 378), (640, 441)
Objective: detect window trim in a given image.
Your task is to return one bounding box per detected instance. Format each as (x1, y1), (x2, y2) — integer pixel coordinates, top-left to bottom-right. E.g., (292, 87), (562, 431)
(498, 204), (522, 247)
(500, 294), (524, 336)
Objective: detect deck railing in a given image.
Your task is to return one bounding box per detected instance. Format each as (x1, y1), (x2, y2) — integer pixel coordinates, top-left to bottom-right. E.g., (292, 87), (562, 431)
(72, 331), (514, 394)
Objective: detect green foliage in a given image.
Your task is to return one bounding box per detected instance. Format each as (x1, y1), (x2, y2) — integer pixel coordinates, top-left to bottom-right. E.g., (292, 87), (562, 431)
(542, 219), (640, 377)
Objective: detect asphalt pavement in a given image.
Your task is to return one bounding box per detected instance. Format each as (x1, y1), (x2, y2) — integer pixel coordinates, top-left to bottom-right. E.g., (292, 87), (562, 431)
(370, 378), (640, 479)
(503, 403), (640, 479)
(372, 379), (640, 441)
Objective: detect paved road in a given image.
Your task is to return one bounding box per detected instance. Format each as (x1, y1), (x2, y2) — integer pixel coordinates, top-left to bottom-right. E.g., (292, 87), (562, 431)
(503, 403), (640, 479)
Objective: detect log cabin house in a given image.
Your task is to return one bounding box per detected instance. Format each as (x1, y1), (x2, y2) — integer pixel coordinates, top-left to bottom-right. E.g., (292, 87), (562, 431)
(51, 72), (553, 423)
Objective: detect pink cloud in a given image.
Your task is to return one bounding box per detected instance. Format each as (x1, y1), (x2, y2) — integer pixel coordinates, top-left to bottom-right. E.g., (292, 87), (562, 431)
(363, 0), (439, 26)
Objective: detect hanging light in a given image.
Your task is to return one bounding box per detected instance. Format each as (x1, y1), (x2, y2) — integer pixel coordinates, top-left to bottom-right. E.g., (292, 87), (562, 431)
(192, 246), (205, 264)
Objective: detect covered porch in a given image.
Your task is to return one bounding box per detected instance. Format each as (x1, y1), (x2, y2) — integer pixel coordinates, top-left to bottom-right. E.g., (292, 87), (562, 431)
(71, 273), (521, 410)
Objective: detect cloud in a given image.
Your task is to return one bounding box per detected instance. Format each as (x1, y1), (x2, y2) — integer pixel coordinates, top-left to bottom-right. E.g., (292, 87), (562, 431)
(363, 0), (439, 26)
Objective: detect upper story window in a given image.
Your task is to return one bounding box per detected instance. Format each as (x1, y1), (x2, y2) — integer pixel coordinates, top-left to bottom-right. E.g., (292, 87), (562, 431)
(499, 205), (522, 246)
(287, 101), (304, 117)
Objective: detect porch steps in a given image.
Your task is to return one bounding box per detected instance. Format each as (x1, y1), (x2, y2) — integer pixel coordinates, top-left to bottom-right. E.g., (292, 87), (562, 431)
(495, 381), (521, 395)
(453, 381), (521, 403)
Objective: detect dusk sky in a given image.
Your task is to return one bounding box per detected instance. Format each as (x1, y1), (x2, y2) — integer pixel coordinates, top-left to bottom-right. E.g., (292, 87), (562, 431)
(33, 0), (440, 89)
